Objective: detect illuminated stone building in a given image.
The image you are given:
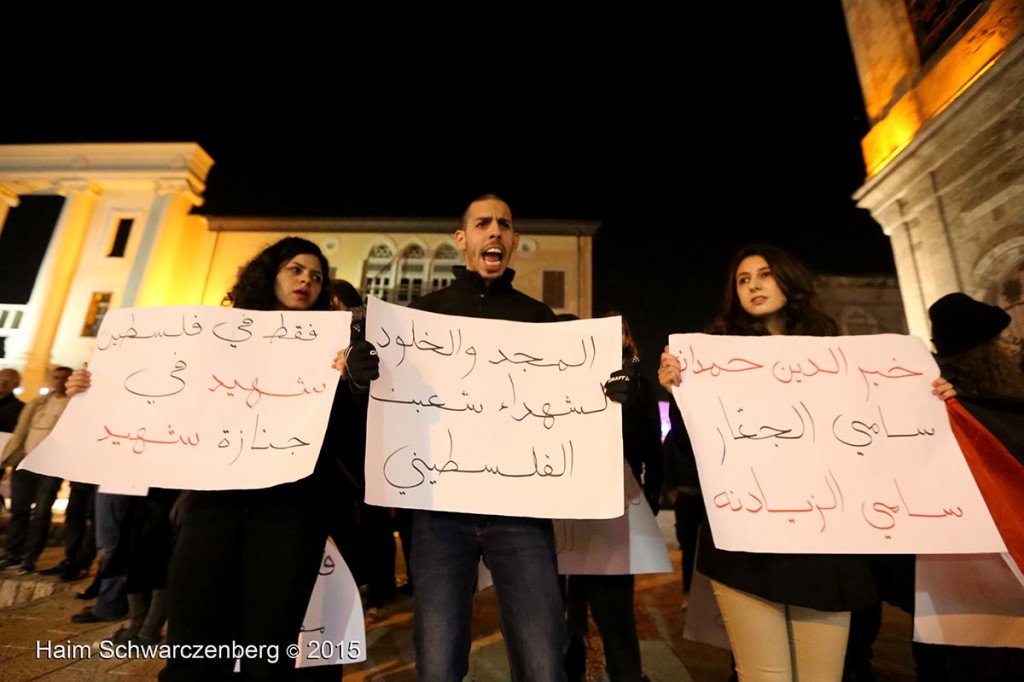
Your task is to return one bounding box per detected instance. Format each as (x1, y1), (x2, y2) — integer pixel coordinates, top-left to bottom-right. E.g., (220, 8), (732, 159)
(0, 144), (597, 396)
(841, 0), (1024, 344)
(817, 274), (909, 335)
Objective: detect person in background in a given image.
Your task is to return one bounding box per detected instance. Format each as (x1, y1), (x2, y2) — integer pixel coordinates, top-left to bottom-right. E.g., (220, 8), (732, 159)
(104, 487), (181, 645)
(658, 244), (955, 681)
(38, 477), (97, 581)
(905, 292), (1024, 681)
(659, 426), (702, 610)
(69, 490), (133, 623)
(0, 366), (73, 574)
(562, 311), (662, 682)
(0, 368), (23, 433)
(930, 292), (1023, 454)
(329, 278), (366, 323)
(328, 277), (405, 618)
(0, 368), (25, 513)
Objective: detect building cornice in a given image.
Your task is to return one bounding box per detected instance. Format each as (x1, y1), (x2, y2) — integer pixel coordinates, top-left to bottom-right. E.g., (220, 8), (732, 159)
(205, 216), (601, 236)
(0, 143), (212, 197)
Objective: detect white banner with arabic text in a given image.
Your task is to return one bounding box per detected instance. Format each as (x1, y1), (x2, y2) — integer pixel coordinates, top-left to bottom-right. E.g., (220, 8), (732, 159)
(669, 333), (1005, 554)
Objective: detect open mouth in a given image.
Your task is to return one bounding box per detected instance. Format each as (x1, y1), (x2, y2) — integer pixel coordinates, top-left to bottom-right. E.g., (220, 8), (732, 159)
(482, 248), (504, 267)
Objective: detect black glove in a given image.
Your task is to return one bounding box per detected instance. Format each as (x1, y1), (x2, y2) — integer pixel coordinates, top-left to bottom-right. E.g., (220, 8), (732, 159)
(604, 358), (639, 404)
(346, 340), (380, 387)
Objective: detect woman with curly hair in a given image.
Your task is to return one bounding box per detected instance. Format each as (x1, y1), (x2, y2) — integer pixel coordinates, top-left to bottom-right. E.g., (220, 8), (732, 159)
(67, 237), (376, 680)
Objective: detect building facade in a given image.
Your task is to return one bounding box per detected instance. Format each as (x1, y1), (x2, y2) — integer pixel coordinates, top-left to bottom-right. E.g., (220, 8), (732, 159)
(0, 144), (597, 397)
(817, 274), (909, 335)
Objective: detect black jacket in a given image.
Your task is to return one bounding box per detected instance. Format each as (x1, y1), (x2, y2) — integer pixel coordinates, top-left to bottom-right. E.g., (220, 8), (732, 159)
(955, 394), (1024, 464)
(621, 361), (663, 511)
(410, 266), (556, 324)
(0, 394), (25, 433)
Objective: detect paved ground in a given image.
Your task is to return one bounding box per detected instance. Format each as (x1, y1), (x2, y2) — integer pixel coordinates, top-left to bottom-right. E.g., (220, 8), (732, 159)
(0, 511), (919, 681)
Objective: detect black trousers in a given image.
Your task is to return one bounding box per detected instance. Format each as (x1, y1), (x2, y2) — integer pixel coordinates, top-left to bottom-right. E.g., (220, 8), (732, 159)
(359, 503), (397, 608)
(158, 488), (328, 681)
(5, 469), (62, 562)
(565, 574), (643, 682)
(673, 493), (702, 594)
(63, 481), (97, 570)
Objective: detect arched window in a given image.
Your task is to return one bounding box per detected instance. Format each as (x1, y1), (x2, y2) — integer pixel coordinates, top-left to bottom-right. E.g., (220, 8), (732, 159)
(429, 243), (460, 294)
(395, 244), (428, 305)
(363, 243), (396, 302)
(988, 257), (1024, 348)
(840, 307), (880, 335)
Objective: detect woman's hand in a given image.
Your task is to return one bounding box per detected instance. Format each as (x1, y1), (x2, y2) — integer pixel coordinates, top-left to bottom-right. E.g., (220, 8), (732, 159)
(932, 377), (956, 401)
(658, 345), (682, 391)
(66, 365), (92, 398)
(332, 349), (349, 379)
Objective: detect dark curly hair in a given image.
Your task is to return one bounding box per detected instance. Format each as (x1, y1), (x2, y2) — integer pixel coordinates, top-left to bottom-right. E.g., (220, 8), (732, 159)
(937, 337), (1024, 398)
(709, 243), (838, 337)
(224, 237), (332, 311)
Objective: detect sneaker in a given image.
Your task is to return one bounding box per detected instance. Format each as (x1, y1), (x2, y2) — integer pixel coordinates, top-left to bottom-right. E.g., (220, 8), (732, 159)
(0, 555), (22, 571)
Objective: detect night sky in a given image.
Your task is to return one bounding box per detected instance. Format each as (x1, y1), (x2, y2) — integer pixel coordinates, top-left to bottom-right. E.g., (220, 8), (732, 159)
(0, 3), (893, 375)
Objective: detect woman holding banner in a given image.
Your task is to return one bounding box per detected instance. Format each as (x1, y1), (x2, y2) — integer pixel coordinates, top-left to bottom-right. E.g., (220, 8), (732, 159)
(67, 237), (377, 681)
(658, 244), (955, 682)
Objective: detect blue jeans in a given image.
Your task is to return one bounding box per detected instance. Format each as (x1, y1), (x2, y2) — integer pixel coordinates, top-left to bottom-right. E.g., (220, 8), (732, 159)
(412, 510), (566, 682)
(92, 492), (133, 620)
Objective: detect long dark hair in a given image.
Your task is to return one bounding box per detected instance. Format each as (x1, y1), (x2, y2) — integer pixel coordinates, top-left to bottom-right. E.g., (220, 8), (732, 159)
(937, 338), (1024, 398)
(709, 243), (838, 337)
(601, 309), (639, 359)
(224, 237), (332, 311)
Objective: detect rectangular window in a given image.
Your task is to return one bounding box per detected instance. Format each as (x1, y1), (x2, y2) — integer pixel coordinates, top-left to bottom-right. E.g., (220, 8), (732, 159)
(543, 271), (566, 309)
(397, 277), (411, 304)
(365, 276), (392, 303)
(82, 292), (113, 337)
(107, 218), (134, 257)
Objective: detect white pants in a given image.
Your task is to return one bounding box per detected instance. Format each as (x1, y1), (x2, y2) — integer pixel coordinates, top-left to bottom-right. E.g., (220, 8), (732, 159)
(711, 580), (851, 682)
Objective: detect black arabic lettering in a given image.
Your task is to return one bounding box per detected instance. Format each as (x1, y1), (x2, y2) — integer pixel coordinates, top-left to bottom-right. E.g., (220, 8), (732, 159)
(123, 360), (188, 399)
(212, 316), (254, 347)
(878, 405), (936, 438)
(511, 388), (610, 429)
